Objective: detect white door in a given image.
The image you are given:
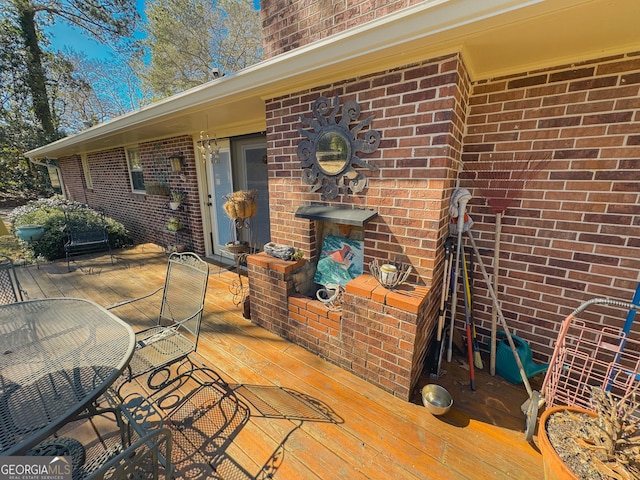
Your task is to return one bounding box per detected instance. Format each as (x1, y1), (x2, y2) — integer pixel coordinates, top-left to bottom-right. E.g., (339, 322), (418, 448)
(208, 145), (234, 256)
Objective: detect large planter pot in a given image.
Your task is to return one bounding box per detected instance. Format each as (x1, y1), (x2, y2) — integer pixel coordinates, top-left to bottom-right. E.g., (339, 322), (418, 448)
(539, 406), (597, 480)
(16, 225), (45, 242)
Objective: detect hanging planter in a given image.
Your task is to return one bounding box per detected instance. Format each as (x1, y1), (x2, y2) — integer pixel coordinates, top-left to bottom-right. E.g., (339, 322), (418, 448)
(222, 190), (258, 220)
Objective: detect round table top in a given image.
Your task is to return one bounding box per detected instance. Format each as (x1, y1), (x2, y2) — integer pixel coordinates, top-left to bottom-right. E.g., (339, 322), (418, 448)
(0, 298), (135, 455)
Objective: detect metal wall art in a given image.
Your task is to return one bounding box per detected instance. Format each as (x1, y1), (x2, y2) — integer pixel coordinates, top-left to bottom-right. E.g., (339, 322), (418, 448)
(297, 95), (380, 199)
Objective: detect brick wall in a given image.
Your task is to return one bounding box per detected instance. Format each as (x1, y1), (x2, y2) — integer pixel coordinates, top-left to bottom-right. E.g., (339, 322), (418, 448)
(267, 54), (467, 281)
(462, 53), (640, 361)
(59, 136), (205, 254)
(258, 48), (640, 396)
(260, 0), (424, 58)
(61, 155), (89, 204)
(253, 55), (469, 399)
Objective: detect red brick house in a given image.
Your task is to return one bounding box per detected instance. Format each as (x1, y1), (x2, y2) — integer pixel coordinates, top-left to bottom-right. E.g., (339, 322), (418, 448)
(26, 0), (640, 400)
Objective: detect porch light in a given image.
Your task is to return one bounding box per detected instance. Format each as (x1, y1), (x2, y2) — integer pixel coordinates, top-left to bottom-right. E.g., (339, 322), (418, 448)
(169, 152), (184, 172)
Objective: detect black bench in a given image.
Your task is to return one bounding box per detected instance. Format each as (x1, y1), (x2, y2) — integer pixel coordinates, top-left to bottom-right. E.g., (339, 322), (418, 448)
(64, 205), (113, 272)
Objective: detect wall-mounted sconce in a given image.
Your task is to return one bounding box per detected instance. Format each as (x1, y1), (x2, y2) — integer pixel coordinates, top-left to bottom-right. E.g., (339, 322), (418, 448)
(168, 152), (184, 172)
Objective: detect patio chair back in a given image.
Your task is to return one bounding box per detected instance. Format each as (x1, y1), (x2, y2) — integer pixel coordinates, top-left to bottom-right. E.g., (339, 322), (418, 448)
(159, 252), (209, 343)
(31, 392), (173, 479)
(86, 426), (173, 479)
(0, 254), (25, 305)
(117, 252), (210, 380)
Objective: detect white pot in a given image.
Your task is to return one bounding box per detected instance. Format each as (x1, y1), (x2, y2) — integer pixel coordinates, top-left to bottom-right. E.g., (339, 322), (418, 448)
(169, 201), (181, 210)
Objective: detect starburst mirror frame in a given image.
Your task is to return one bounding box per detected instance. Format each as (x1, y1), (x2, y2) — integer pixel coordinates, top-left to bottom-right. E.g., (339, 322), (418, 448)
(297, 95), (380, 199)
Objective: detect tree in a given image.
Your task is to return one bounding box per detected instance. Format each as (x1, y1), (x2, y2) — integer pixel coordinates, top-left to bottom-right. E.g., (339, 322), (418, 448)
(7, 0), (140, 138)
(0, 16), (52, 199)
(52, 50), (144, 132)
(138, 0), (262, 100)
(0, 0), (139, 199)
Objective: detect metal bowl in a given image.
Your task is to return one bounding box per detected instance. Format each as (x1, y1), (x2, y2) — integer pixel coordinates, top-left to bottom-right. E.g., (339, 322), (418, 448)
(421, 384), (453, 416)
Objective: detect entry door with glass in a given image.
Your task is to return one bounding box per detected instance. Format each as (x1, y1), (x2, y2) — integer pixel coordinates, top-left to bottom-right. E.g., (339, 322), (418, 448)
(206, 136), (270, 257)
(233, 137), (270, 250)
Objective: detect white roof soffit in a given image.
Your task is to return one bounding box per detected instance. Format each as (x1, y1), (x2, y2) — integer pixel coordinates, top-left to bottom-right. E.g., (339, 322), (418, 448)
(26, 0), (640, 159)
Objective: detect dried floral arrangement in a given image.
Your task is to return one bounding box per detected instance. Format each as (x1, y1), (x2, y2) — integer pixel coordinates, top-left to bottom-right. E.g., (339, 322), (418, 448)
(222, 190), (258, 219)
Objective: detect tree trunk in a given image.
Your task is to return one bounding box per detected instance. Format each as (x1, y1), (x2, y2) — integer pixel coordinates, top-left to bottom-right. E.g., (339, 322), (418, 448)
(15, 0), (56, 137)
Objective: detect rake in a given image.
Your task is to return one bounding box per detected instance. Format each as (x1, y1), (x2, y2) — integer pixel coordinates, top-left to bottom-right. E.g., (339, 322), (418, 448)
(467, 156), (550, 376)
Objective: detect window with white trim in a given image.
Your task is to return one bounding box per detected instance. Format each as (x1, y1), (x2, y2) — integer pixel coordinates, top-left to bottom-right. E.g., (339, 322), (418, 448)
(126, 147), (145, 192)
(81, 153), (93, 189)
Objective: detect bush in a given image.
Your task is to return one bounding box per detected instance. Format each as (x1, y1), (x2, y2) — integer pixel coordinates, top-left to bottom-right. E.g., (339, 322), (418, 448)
(9, 196), (131, 261)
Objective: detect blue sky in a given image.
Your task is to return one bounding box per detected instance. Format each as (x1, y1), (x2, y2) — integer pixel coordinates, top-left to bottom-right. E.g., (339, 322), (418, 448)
(44, 0), (261, 60)
(44, 0), (146, 60)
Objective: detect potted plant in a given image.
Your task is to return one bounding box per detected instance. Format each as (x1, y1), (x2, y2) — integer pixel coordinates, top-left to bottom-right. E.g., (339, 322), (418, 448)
(169, 190), (186, 210)
(539, 386), (639, 480)
(167, 217), (183, 232)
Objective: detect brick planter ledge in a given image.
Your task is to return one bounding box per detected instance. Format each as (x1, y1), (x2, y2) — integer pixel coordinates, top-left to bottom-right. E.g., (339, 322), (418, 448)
(247, 252), (431, 400)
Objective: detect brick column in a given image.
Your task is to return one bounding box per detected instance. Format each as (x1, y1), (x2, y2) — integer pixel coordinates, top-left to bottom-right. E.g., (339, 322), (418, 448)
(246, 253), (305, 339)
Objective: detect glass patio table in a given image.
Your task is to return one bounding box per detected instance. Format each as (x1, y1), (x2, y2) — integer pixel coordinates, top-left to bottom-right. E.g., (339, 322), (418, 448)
(0, 298), (135, 455)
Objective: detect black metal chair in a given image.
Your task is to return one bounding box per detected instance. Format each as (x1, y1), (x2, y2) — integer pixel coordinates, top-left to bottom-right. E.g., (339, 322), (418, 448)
(0, 254), (27, 305)
(107, 252), (209, 381)
(28, 392), (173, 479)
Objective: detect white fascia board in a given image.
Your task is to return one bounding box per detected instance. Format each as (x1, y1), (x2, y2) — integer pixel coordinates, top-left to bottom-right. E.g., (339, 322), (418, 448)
(26, 0), (583, 159)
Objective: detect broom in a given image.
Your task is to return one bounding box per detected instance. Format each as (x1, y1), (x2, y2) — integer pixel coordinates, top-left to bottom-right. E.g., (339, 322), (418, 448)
(467, 155), (550, 376)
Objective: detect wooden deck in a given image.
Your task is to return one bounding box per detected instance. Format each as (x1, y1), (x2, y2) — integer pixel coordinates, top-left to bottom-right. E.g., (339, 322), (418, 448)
(15, 245), (543, 479)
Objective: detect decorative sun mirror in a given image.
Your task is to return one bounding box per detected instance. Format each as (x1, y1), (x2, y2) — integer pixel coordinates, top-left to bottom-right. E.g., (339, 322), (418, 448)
(297, 95), (380, 199)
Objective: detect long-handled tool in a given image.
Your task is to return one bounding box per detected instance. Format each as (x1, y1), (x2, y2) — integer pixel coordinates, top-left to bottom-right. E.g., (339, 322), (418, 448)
(429, 237), (454, 380)
(468, 156), (550, 376)
(461, 252), (476, 391)
(464, 228), (541, 438)
(447, 189), (472, 362)
(463, 248), (483, 370)
(464, 229), (533, 396)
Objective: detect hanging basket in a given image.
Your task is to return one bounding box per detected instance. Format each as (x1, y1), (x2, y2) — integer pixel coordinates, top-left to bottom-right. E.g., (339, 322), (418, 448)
(223, 190), (258, 219)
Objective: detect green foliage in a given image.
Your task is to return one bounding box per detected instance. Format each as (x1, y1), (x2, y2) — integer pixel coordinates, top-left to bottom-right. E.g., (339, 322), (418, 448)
(1, 0), (140, 166)
(137, 0), (262, 100)
(0, 235), (25, 262)
(9, 196), (131, 260)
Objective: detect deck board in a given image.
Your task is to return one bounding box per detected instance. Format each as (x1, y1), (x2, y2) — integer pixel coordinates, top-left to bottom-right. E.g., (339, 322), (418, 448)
(13, 245), (543, 479)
